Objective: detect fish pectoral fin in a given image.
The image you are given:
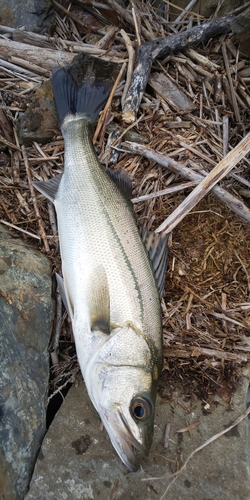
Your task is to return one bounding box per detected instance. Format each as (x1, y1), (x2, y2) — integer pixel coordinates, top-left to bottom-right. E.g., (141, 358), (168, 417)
(106, 167), (133, 200)
(33, 174), (63, 203)
(56, 273), (74, 320)
(88, 266), (110, 335)
(140, 226), (169, 298)
(91, 319), (110, 335)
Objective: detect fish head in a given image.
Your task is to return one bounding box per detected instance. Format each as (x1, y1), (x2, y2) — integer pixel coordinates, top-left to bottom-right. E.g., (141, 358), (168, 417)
(99, 369), (156, 472)
(84, 325), (161, 471)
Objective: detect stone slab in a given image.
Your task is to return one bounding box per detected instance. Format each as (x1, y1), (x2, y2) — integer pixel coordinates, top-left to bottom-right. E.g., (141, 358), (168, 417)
(26, 367), (250, 500)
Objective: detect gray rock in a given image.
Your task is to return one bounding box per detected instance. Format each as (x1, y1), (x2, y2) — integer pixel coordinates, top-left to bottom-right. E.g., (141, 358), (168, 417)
(163, 0), (244, 21)
(232, 5), (250, 57)
(17, 79), (58, 146)
(26, 366), (250, 500)
(0, 0), (55, 35)
(0, 224), (53, 499)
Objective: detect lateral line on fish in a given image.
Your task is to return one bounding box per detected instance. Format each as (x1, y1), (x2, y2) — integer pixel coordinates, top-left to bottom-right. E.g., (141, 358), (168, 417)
(99, 202), (145, 322)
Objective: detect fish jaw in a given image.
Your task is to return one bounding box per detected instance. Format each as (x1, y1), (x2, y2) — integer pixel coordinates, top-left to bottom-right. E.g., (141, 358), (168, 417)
(101, 407), (150, 472)
(83, 326), (160, 471)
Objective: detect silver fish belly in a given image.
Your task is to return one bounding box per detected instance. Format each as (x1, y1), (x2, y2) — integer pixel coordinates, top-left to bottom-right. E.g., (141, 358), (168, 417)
(34, 56), (168, 471)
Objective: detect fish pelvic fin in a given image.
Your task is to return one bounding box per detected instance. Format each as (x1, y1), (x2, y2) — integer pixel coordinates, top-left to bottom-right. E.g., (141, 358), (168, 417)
(56, 273), (74, 320)
(52, 54), (120, 126)
(33, 173), (62, 203)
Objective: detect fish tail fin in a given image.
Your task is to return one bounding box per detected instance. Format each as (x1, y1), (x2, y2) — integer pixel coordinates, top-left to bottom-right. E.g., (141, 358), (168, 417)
(52, 54), (119, 126)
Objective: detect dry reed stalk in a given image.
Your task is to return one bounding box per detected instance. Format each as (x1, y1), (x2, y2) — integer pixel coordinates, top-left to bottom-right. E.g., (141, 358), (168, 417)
(93, 61), (126, 144)
(120, 29), (135, 107)
(21, 145), (50, 252)
(156, 133), (250, 234)
(124, 141), (250, 223)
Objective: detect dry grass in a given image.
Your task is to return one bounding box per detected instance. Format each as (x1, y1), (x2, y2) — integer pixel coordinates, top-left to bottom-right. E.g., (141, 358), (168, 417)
(0, 1), (250, 403)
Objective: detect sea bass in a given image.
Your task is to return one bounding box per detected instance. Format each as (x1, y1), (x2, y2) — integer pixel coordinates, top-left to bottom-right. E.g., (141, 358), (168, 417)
(34, 55), (168, 471)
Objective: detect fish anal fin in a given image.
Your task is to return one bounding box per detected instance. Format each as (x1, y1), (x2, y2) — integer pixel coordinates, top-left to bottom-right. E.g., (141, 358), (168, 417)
(56, 273), (74, 321)
(88, 266), (110, 335)
(140, 226), (169, 298)
(33, 174), (62, 203)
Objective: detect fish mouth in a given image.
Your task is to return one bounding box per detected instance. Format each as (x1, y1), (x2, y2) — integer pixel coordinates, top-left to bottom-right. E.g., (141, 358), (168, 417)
(103, 409), (147, 472)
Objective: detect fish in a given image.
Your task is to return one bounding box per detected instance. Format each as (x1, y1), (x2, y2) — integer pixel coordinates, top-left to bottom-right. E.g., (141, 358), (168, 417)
(34, 54), (168, 471)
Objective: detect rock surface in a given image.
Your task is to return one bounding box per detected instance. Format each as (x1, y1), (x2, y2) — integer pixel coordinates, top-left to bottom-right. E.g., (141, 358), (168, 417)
(232, 5), (250, 57)
(0, 0), (55, 34)
(17, 79), (58, 146)
(167, 0), (244, 19)
(0, 224), (53, 499)
(26, 367), (250, 500)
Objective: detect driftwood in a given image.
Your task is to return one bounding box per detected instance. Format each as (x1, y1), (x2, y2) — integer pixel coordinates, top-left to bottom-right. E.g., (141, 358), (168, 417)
(148, 72), (196, 113)
(0, 25), (57, 48)
(122, 11), (241, 122)
(0, 25), (118, 52)
(123, 141), (250, 226)
(0, 35), (125, 73)
(0, 38), (74, 72)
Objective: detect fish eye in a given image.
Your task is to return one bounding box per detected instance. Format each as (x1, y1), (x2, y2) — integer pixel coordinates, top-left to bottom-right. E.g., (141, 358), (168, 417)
(130, 397), (152, 422)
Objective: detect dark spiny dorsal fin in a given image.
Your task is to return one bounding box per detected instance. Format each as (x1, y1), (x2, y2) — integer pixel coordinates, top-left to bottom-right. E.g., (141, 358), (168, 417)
(140, 226), (169, 297)
(106, 167), (133, 199)
(33, 174), (62, 203)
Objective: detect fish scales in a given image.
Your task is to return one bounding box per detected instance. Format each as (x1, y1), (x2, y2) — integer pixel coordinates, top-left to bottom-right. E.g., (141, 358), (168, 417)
(33, 55), (168, 471)
(58, 118), (161, 346)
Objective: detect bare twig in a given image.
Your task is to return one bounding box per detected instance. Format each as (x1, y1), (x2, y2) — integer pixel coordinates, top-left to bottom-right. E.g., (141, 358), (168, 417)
(122, 13), (235, 122)
(52, 0), (102, 34)
(93, 61), (126, 144)
(233, 249), (250, 292)
(156, 132), (250, 234)
(163, 345), (248, 362)
(51, 280), (63, 361)
(95, 26), (118, 49)
(21, 145), (50, 251)
(123, 141), (250, 224)
(0, 219), (41, 240)
(222, 42), (241, 123)
(131, 181), (197, 203)
(172, 0), (199, 27)
(106, 0), (153, 40)
(120, 30), (135, 108)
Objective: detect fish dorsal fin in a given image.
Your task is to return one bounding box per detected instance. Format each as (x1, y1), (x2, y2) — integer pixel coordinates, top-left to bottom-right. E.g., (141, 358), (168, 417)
(87, 265), (110, 335)
(56, 273), (74, 321)
(141, 227), (169, 297)
(106, 168), (133, 199)
(33, 174), (63, 203)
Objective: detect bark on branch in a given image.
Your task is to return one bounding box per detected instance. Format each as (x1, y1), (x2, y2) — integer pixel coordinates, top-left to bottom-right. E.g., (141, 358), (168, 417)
(122, 13), (235, 123)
